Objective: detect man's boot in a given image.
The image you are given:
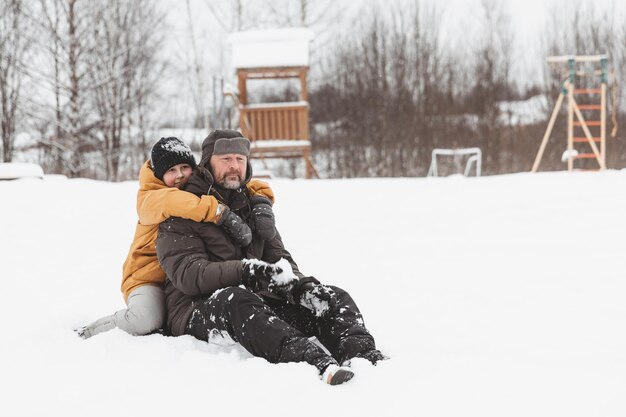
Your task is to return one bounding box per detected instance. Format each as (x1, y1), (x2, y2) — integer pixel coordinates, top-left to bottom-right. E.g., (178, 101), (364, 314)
(321, 364), (354, 385)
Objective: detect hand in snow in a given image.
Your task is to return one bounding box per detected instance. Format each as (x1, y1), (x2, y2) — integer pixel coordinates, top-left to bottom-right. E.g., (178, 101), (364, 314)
(241, 259), (297, 298)
(250, 196), (276, 241)
(218, 207), (252, 247)
(297, 280), (337, 318)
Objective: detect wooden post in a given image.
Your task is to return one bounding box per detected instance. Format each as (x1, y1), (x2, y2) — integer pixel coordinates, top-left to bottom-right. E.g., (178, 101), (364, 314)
(299, 69), (308, 101)
(238, 70), (247, 106)
(547, 55), (608, 63)
(304, 147), (311, 179)
(532, 86), (567, 172)
(601, 82), (607, 168)
(567, 82), (574, 172)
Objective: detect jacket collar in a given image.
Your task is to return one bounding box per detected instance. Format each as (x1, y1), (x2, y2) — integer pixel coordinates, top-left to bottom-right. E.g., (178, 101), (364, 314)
(138, 160), (168, 192)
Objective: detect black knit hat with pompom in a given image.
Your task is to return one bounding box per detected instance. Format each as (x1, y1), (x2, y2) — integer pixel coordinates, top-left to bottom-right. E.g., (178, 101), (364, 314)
(150, 137), (197, 180)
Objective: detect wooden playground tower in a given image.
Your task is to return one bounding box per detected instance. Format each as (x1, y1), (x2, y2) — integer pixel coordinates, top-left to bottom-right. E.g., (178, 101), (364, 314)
(228, 29), (319, 178)
(532, 55), (611, 172)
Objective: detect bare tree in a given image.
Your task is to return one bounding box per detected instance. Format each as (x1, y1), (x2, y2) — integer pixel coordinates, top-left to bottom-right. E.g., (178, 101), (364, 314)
(261, 0), (342, 29)
(0, 0), (31, 162)
(472, 0), (516, 173)
(311, 1), (451, 177)
(185, 0), (209, 129)
(34, 0), (98, 177)
(27, 0), (165, 179)
(87, 0), (165, 180)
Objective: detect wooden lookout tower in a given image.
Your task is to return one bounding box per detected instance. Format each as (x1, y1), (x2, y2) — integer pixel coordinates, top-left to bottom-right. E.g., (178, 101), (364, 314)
(228, 28), (318, 178)
(532, 55), (615, 172)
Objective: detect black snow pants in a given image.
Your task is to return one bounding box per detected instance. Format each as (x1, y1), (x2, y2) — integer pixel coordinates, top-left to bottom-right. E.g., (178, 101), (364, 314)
(185, 286), (376, 372)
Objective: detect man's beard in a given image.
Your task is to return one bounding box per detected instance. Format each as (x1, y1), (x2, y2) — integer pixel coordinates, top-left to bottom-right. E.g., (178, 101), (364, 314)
(216, 172), (244, 189)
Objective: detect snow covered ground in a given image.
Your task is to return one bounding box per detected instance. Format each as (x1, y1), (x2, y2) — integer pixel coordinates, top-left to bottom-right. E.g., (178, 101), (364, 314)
(1, 171), (625, 417)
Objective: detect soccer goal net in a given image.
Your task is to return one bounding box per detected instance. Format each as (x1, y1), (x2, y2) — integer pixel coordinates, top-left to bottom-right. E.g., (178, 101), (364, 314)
(427, 148), (482, 177)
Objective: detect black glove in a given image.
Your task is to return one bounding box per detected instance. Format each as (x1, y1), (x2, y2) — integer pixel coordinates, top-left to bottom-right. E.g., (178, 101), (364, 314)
(296, 277), (337, 318)
(250, 196), (276, 241)
(218, 207), (252, 247)
(241, 259), (299, 295)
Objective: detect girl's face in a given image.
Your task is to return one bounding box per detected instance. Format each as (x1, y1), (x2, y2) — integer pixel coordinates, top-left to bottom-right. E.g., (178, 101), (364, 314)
(162, 163), (193, 188)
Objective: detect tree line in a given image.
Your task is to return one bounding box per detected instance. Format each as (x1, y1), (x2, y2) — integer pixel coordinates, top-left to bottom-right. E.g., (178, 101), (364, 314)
(1, 0), (163, 180)
(1, 0), (625, 180)
(310, 0), (626, 177)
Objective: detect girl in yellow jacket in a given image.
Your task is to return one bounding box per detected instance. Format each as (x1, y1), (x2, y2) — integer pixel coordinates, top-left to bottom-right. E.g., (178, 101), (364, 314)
(77, 137), (274, 338)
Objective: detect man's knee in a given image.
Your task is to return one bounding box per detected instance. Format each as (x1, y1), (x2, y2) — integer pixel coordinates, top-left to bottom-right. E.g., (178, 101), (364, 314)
(217, 286), (264, 306)
(327, 285), (366, 325)
(209, 287), (267, 322)
(329, 286), (352, 304)
(329, 285), (346, 295)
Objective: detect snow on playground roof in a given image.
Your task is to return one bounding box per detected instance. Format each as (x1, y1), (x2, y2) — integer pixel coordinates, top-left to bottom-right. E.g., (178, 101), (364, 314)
(250, 139), (311, 148)
(229, 28), (314, 69)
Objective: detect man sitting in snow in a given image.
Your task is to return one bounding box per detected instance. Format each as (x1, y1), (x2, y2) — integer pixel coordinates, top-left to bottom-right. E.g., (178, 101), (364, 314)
(155, 129), (386, 385)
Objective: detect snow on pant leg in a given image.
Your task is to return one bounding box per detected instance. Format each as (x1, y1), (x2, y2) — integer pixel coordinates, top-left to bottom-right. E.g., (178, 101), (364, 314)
(262, 298), (338, 372)
(264, 296), (318, 337)
(185, 287), (336, 372)
(314, 286), (377, 363)
(262, 288), (375, 366)
(112, 285), (165, 336)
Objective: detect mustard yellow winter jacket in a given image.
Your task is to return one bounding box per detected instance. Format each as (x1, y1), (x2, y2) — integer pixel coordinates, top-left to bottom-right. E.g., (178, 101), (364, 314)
(120, 160), (274, 302)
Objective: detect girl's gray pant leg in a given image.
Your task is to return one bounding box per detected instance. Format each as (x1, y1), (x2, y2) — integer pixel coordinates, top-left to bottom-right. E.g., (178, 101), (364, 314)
(113, 285), (165, 335)
(79, 285), (164, 338)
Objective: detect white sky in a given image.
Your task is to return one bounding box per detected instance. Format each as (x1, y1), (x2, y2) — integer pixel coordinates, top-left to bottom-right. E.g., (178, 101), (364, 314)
(167, 0), (625, 74)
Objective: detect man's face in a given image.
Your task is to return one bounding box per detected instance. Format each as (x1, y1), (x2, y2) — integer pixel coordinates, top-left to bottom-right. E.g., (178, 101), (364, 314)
(210, 153), (247, 189)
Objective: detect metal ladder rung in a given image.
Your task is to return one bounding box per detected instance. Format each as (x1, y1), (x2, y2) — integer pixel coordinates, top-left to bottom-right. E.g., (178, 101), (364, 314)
(574, 153), (598, 159)
(573, 88), (602, 94)
(577, 104), (602, 110)
(573, 121), (602, 126)
(573, 137), (602, 143)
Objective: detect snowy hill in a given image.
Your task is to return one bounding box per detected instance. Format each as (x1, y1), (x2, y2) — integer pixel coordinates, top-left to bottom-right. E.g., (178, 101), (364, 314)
(1, 172), (625, 417)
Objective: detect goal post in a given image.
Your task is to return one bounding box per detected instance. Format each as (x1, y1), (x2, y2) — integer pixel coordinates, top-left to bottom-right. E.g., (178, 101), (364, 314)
(427, 148), (482, 177)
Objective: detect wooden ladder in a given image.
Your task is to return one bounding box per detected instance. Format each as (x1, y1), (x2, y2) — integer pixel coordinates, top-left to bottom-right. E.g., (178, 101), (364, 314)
(567, 83), (606, 171)
(532, 55), (608, 172)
